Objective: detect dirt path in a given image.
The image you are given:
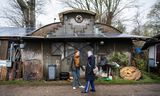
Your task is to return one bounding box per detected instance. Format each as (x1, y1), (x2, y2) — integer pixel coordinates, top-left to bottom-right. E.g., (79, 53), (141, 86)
(0, 84), (160, 96)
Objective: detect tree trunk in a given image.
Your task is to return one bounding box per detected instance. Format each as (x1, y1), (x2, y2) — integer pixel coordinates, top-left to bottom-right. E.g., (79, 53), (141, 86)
(17, 0), (29, 28)
(106, 12), (113, 26)
(29, 0), (36, 30)
(17, 0), (36, 32)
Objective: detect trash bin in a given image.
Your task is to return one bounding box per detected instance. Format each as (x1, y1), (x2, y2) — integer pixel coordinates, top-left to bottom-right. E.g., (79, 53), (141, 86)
(48, 64), (57, 80)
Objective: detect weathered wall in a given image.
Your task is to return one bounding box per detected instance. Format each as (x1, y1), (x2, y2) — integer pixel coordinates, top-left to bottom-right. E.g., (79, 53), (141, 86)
(21, 41), (43, 80)
(97, 39), (132, 65)
(21, 41), (42, 61)
(97, 39), (132, 53)
(43, 41), (63, 80)
(43, 41), (94, 79)
(21, 39), (133, 80)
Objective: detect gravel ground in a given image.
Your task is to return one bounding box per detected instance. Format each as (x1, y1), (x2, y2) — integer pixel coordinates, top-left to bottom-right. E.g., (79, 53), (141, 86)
(0, 84), (160, 96)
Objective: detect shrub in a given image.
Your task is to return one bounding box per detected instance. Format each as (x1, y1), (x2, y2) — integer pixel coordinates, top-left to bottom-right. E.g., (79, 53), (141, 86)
(108, 52), (129, 67)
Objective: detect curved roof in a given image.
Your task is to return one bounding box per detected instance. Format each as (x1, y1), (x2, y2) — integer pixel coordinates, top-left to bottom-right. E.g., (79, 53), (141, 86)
(30, 22), (62, 36)
(95, 22), (122, 34)
(59, 9), (96, 22)
(29, 9), (147, 40)
(59, 9), (96, 16)
(30, 22), (121, 37)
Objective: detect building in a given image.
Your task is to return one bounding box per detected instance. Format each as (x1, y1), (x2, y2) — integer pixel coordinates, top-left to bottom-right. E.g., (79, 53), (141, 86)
(0, 27), (26, 80)
(0, 10), (148, 80)
(142, 34), (160, 75)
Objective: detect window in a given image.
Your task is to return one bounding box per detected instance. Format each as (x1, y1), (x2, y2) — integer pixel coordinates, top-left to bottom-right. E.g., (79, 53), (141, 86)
(51, 43), (63, 55)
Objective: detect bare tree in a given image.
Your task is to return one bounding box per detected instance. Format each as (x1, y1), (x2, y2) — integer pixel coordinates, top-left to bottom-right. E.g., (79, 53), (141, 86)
(147, 0), (160, 35)
(131, 7), (142, 35)
(103, 0), (135, 25)
(16, 0), (35, 30)
(131, 5), (155, 36)
(114, 20), (126, 32)
(2, 0), (26, 27)
(2, 0), (48, 31)
(61, 0), (136, 26)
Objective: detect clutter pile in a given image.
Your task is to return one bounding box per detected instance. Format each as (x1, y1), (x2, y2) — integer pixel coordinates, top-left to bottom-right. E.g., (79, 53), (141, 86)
(95, 62), (120, 81)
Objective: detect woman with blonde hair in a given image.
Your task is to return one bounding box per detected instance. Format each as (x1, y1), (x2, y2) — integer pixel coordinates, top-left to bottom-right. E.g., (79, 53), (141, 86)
(71, 49), (84, 90)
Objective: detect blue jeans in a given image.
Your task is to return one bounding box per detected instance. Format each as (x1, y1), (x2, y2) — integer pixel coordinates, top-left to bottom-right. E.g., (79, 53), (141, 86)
(72, 68), (82, 87)
(84, 80), (95, 92)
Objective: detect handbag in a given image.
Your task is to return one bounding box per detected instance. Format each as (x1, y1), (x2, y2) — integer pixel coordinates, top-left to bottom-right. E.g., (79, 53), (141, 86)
(88, 62), (97, 74)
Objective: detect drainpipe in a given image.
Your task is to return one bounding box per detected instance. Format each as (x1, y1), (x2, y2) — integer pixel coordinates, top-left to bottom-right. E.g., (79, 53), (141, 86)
(9, 42), (14, 62)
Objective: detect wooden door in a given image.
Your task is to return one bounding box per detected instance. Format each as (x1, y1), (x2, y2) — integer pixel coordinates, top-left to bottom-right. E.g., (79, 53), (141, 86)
(156, 44), (160, 74)
(50, 56), (61, 78)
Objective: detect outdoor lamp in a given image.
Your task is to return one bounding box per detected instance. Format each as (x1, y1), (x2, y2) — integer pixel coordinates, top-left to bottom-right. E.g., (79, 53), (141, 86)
(20, 38), (25, 49)
(100, 41), (104, 45)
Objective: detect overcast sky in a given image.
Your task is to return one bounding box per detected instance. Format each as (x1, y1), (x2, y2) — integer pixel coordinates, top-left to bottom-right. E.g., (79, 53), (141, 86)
(0, 0), (157, 32)
(0, 0), (67, 26)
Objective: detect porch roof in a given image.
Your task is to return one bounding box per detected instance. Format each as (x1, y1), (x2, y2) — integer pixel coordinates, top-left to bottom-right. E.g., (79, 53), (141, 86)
(21, 33), (149, 41)
(0, 32), (149, 41)
(142, 34), (160, 50)
(142, 39), (160, 50)
(153, 33), (160, 39)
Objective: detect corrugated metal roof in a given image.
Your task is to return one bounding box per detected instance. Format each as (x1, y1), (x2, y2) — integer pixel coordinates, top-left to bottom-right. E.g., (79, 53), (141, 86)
(0, 27), (27, 36)
(107, 33), (149, 38)
(20, 33), (149, 40)
(142, 34), (160, 50)
(47, 32), (148, 38)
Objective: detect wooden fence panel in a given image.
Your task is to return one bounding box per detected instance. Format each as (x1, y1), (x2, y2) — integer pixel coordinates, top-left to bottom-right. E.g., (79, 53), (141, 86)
(23, 59), (43, 80)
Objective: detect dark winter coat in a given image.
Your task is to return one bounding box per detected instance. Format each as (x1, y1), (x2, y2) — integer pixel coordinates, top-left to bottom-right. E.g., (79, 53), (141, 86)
(85, 55), (95, 81)
(98, 56), (108, 67)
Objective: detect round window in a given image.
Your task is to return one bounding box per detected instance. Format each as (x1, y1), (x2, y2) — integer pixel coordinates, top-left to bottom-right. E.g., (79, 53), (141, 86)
(75, 15), (83, 23)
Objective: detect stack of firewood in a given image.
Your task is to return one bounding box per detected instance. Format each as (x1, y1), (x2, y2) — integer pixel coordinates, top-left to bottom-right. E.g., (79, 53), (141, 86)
(120, 66), (141, 80)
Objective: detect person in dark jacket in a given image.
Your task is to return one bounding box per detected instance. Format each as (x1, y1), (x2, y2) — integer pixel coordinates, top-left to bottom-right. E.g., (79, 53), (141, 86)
(81, 50), (96, 93)
(98, 55), (108, 72)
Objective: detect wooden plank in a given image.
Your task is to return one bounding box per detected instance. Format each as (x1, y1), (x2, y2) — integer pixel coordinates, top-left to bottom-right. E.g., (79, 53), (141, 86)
(9, 62), (16, 80)
(0, 66), (7, 80)
(0, 40), (8, 60)
(16, 61), (22, 79)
